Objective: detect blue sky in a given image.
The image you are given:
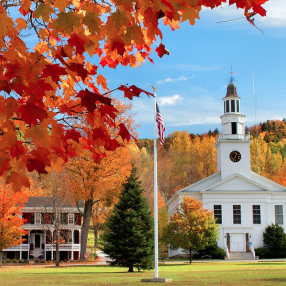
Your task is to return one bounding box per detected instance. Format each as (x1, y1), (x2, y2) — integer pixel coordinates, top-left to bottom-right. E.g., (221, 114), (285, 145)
(102, 0), (286, 139)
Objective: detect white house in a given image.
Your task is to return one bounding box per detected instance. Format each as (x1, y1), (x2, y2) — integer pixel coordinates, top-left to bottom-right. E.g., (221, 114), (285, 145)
(2, 197), (84, 261)
(166, 81), (286, 259)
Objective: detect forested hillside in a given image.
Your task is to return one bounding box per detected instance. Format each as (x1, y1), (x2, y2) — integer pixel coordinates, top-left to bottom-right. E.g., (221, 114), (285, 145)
(134, 120), (286, 202)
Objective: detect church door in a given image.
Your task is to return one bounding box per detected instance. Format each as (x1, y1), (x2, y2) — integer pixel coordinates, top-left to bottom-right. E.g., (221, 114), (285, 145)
(231, 233), (244, 252)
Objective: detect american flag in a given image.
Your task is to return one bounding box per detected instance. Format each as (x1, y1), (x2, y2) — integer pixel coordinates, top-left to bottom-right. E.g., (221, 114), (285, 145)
(156, 103), (165, 145)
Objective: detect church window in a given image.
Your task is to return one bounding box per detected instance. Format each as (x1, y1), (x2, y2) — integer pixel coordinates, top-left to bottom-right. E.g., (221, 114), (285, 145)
(214, 205), (222, 224)
(68, 214), (74, 225)
(233, 205), (241, 224)
(253, 205), (261, 224)
(275, 205), (283, 225)
(231, 100), (235, 112)
(226, 100), (229, 113)
(231, 122), (237, 134)
(236, 100), (239, 113)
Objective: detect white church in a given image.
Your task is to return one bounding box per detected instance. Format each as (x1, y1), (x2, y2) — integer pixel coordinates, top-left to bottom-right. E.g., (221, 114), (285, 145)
(167, 81), (286, 259)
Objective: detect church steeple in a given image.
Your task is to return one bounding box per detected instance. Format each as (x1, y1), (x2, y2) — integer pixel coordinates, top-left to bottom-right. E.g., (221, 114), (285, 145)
(214, 70), (251, 180)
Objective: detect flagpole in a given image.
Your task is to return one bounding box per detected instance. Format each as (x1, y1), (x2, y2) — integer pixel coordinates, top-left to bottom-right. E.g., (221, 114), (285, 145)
(153, 90), (158, 278)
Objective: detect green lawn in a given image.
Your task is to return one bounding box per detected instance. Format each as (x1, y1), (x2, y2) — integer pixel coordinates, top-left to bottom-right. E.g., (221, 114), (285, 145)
(1, 262), (286, 285)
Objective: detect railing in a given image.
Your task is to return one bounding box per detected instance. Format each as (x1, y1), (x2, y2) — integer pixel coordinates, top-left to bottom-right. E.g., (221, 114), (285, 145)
(3, 244), (29, 251)
(249, 244), (256, 260)
(224, 246), (229, 260)
(216, 134), (251, 141)
(45, 243), (80, 251)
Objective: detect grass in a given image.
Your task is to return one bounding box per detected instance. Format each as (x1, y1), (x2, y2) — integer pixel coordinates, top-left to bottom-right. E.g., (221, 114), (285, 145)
(1, 262), (286, 285)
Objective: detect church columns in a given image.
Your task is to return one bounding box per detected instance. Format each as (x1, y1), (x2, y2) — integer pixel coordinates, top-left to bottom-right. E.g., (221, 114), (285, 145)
(267, 203), (272, 225)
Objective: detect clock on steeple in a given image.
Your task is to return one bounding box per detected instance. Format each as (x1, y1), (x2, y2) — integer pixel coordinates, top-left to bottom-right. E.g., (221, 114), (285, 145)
(214, 69), (252, 180)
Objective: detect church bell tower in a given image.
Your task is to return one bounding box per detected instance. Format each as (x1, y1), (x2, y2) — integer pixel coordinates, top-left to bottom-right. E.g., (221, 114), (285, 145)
(214, 70), (252, 180)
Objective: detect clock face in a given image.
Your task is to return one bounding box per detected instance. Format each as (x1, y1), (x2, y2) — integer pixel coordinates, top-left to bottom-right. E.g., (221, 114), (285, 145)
(229, 151), (241, 162)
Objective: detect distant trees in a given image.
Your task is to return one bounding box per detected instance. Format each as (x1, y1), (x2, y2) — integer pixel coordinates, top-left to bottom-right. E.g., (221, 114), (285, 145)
(163, 197), (219, 263)
(103, 167), (154, 272)
(0, 184), (28, 267)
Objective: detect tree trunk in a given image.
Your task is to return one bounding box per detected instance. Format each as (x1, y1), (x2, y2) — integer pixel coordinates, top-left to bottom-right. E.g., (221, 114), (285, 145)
(80, 199), (93, 260)
(189, 248), (192, 264)
(128, 263), (133, 272)
(93, 224), (98, 248)
(56, 242), (60, 267)
(0, 249), (2, 267)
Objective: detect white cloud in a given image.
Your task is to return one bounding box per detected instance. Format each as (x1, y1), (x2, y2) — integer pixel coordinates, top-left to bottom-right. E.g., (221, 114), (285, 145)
(158, 94), (183, 106)
(175, 64), (223, 71)
(156, 75), (194, 84)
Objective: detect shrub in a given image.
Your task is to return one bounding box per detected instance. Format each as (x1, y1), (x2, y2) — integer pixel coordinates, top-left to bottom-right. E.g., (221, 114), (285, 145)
(2, 259), (4, 264)
(263, 224), (286, 252)
(5, 259), (11, 263)
(34, 259), (40, 263)
(255, 247), (271, 259)
(18, 259), (25, 263)
(63, 259), (68, 262)
(12, 258), (18, 263)
(203, 245), (226, 259)
(40, 259), (46, 263)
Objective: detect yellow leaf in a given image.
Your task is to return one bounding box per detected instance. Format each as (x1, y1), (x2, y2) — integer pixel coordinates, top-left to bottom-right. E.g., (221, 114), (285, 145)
(54, 0), (69, 13)
(34, 3), (54, 23)
(15, 18), (27, 30)
(181, 6), (201, 26)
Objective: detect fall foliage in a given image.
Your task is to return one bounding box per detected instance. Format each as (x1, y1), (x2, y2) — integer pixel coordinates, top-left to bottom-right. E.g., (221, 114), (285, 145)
(0, 182), (28, 267)
(0, 0), (267, 191)
(163, 196), (219, 263)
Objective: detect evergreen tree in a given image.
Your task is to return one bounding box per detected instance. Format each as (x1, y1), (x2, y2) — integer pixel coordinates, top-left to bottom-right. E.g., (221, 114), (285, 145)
(103, 167), (154, 272)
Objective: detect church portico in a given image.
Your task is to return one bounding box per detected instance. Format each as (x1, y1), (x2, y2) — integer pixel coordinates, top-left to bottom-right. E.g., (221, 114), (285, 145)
(167, 72), (286, 260)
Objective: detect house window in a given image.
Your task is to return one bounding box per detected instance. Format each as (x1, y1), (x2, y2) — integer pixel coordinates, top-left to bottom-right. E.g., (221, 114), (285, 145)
(253, 205), (261, 224)
(68, 214), (74, 225)
(275, 205), (283, 224)
(214, 205), (222, 224)
(233, 205), (241, 224)
(231, 100), (235, 112)
(226, 100), (229, 113)
(35, 213), (41, 224)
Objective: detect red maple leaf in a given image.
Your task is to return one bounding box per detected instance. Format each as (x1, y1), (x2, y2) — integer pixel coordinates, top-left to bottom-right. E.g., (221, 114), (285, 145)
(65, 129), (81, 143)
(77, 89), (112, 113)
(156, 43), (170, 58)
(118, 123), (131, 141)
(111, 39), (126, 56)
(0, 80), (11, 94)
(99, 105), (118, 120)
(10, 142), (26, 158)
(118, 85), (153, 100)
(68, 33), (88, 55)
(26, 158), (47, 174)
(17, 104), (47, 126)
(42, 64), (67, 83)
(67, 63), (89, 81)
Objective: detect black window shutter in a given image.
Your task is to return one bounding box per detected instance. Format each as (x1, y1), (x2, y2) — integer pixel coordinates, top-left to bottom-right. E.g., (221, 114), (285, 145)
(31, 213), (34, 224)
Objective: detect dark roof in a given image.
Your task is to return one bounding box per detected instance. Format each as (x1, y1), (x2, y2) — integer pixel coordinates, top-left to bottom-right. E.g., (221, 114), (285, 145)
(24, 197), (84, 208)
(225, 82), (238, 97)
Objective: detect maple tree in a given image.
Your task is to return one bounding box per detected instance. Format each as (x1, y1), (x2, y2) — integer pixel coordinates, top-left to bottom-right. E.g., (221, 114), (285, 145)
(65, 147), (132, 259)
(0, 0), (267, 191)
(163, 196), (219, 263)
(0, 182), (28, 267)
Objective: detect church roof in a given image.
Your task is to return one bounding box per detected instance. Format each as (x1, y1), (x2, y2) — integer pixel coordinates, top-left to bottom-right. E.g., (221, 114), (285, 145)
(225, 82), (238, 97)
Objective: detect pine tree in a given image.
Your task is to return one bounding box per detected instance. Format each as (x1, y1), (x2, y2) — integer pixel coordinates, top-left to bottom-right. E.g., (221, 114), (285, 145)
(103, 167), (154, 272)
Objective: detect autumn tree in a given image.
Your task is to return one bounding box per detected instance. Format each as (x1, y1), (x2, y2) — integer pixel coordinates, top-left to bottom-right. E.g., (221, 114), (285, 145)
(0, 0), (267, 192)
(65, 147), (132, 260)
(0, 183), (28, 267)
(103, 166), (154, 272)
(164, 196), (219, 263)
